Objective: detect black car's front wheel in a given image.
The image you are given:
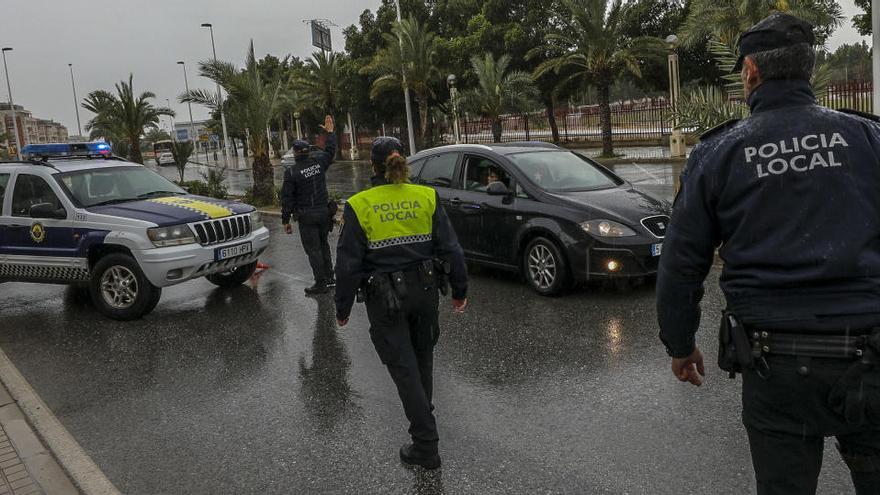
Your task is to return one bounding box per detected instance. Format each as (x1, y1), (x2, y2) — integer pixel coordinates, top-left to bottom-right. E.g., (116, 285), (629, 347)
(523, 237), (568, 296)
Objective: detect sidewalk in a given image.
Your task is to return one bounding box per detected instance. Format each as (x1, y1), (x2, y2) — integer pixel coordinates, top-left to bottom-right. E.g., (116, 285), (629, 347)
(0, 349), (119, 495)
(0, 381), (76, 494)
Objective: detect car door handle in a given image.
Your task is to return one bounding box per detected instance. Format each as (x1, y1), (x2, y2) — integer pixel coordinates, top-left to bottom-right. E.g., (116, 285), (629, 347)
(449, 198), (462, 206)
(463, 203), (481, 210)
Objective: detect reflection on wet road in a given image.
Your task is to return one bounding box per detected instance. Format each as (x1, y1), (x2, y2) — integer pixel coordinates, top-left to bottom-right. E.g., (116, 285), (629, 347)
(0, 222), (852, 494)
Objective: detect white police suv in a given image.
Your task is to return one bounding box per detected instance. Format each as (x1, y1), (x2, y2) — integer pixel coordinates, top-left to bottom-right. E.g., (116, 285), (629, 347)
(0, 143), (270, 320)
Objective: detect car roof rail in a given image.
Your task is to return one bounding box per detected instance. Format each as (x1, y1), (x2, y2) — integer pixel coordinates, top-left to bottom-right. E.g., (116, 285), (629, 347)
(0, 158), (59, 170)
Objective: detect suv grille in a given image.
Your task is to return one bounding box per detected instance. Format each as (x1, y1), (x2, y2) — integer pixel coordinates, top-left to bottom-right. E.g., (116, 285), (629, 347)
(192, 215), (252, 246)
(641, 215), (669, 238)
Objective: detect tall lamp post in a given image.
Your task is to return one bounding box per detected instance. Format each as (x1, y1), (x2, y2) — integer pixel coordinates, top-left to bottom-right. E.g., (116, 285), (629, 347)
(447, 74), (461, 144)
(2, 48), (22, 160)
(873, 0), (879, 114)
(393, 0), (417, 154)
(176, 61), (204, 163)
(165, 98), (175, 135)
(201, 23), (231, 167)
(68, 64), (83, 139)
(294, 112), (302, 140)
(666, 35), (686, 158)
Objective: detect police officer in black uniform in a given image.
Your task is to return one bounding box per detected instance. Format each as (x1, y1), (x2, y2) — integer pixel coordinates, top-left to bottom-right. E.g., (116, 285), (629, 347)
(335, 137), (468, 470)
(658, 13), (880, 495)
(281, 115), (337, 295)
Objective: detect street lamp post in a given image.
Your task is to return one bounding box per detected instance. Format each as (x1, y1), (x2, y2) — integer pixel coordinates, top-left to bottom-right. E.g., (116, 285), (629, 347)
(176, 61), (205, 163)
(166, 98), (175, 136)
(666, 35), (686, 158)
(201, 23), (231, 167)
(2, 48), (22, 160)
(447, 74), (461, 144)
(68, 64), (83, 139)
(294, 112), (302, 140)
(393, 0), (417, 154)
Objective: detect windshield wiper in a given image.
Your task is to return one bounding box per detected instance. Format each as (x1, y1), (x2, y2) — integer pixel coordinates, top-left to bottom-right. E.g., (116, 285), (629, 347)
(136, 191), (185, 199)
(89, 198), (139, 207)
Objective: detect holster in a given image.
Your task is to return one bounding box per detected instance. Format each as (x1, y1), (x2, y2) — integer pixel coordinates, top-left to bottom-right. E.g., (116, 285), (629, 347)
(433, 258), (451, 297)
(364, 273), (405, 318)
(718, 310), (756, 378)
(829, 328), (880, 427)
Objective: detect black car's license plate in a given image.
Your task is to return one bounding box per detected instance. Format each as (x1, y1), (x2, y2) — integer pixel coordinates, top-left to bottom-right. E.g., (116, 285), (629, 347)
(651, 243), (663, 257)
(215, 242), (252, 261)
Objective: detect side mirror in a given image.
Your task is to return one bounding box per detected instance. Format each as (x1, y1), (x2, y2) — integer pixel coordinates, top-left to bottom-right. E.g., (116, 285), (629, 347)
(29, 203), (66, 220)
(486, 182), (510, 196)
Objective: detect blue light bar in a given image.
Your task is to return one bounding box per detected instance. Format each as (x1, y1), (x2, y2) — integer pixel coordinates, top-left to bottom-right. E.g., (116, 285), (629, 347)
(22, 142), (112, 159)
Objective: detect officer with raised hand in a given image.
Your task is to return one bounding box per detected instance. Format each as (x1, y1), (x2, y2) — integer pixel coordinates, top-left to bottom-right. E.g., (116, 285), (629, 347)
(334, 137), (468, 470)
(657, 13), (880, 494)
(281, 115), (336, 295)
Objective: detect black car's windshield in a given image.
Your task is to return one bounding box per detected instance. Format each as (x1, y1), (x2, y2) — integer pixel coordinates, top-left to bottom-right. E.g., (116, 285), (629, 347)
(55, 166), (186, 208)
(509, 151), (622, 192)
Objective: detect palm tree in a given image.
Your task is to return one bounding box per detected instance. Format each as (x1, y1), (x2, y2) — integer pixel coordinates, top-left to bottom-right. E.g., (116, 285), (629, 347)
(182, 41), (288, 205)
(295, 51), (346, 124)
(461, 53), (538, 143)
(681, 0), (842, 47)
(170, 140), (195, 183)
(81, 75), (172, 164)
(532, 0), (665, 157)
(363, 16), (440, 149)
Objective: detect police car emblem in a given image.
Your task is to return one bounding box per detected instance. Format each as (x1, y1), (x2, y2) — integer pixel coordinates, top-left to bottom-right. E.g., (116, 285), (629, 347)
(30, 223), (46, 243)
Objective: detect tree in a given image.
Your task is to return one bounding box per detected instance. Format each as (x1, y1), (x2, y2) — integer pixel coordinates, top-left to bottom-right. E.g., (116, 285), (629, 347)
(144, 128), (172, 147)
(363, 16), (441, 149)
(816, 41), (872, 82)
(532, 0), (666, 157)
(170, 140), (194, 183)
(461, 53), (538, 142)
(854, 0), (870, 35)
(182, 41), (288, 205)
(680, 0), (842, 47)
(295, 51), (347, 126)
(81, 75), (173, 164)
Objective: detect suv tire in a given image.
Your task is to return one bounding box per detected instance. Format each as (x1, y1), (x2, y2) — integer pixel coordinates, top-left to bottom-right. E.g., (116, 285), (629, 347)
(89, 253), (162, 320)
(523, 237), (568, 296)
(206, 261), (258, 288)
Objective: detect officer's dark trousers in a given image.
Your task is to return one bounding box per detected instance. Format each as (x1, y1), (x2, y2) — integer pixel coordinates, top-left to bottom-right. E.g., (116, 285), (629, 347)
(297, 207), (333, 283)
(742, 355), (880, 495)
(365, 271), (440, 454)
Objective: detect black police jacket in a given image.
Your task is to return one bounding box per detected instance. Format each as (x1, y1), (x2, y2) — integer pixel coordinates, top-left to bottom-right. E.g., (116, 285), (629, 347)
(280, 133), (336, 223)
(334, 176), (468, 321)
(658, 79), (880, 358)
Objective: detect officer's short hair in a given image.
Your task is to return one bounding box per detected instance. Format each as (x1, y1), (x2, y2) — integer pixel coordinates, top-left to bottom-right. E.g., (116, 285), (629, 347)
(749, 42), (815, 81)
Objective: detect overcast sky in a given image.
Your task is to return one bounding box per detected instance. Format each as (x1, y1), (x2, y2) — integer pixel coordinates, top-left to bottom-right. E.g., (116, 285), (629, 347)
(1, 0), (870, 136)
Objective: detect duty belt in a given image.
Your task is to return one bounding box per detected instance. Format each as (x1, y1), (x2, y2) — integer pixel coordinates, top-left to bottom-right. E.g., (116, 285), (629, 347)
(750, 330), (868, 359)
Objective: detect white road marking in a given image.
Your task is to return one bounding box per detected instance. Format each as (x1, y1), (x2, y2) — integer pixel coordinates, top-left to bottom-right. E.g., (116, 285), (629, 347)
(0, 347), (120, 495)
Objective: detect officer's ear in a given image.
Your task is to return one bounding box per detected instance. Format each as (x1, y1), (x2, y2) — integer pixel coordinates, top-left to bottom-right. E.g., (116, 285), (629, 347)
(742, 56), (762, 93)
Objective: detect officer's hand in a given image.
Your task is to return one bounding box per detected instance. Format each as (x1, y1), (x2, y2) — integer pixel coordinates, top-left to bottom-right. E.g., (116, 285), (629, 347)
(671, 348), (705, 387)
(284, 223), (293, 235)
(336, 317), (349, 327)
(320, 115), (334, 133)
(452, 298), (467, 314)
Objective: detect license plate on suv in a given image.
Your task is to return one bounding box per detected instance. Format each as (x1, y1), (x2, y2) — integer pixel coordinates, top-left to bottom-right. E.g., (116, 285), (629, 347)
(216, 242), (252, 261)
(651, 243), (663, 257)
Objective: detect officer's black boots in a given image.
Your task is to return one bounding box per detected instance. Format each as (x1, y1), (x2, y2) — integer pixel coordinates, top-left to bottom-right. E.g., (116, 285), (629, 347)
(399, 443), (441, 470)
(304, 282), (329, 295)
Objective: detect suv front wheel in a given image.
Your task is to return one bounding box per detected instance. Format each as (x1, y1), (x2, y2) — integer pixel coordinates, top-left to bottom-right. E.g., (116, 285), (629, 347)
(523, 237), (568, 296)
(89, 253), (162, 320)
(206, 261), (258, 288)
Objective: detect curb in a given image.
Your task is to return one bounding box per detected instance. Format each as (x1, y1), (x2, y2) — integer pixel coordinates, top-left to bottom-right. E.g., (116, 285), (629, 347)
(0, 348), (119, 495)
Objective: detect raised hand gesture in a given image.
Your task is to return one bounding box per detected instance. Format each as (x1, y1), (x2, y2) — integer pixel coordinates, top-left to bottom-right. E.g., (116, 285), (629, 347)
(319, 115), (335, 133)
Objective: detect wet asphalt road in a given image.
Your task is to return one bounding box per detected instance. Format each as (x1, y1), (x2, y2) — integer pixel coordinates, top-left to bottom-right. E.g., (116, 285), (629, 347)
(0, 167), (857, 494)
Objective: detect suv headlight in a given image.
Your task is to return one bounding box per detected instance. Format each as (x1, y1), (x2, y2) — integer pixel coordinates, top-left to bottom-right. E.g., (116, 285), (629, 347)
(147, 224), (197, 247)
(580, 219), (637, 238)
(250, 211), (264, 230)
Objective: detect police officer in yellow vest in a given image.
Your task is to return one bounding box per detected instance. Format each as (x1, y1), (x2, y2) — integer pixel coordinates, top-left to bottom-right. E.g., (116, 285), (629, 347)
(335, 137), (468, 470)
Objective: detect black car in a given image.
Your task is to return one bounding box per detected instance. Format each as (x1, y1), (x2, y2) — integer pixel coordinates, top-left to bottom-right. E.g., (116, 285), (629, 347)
(407, 142), (671, 295)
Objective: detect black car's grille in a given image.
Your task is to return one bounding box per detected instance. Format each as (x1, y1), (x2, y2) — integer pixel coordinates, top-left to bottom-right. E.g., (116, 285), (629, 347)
(192, 215), (252, 246)
(641, 215), (669, 238)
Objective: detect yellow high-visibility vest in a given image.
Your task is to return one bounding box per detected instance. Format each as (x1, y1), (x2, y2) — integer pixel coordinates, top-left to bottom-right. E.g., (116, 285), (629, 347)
(347, 183), (437, 250)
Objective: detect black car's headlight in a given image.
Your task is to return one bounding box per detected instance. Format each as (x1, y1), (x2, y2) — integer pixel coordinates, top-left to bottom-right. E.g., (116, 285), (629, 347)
(580, 220), (637, 238)
(147, 224), (197, 247)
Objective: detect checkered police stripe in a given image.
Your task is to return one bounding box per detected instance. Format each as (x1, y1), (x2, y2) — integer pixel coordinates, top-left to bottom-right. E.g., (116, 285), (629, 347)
(0, 263), (89, 281)
(368, 234), (432, 250)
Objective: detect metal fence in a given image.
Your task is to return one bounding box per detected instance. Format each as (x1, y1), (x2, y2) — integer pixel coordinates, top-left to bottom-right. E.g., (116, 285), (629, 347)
(333, 81), (874, 157)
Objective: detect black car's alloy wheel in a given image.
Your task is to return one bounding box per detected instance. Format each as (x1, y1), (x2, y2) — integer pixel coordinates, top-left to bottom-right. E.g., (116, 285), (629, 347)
(523, 237), (568, 296)
(206, 261), (258, 288)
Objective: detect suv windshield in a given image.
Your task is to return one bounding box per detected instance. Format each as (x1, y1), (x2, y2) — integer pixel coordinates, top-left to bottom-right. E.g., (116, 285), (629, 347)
(508, 151), (621, 192)
(55, 166), (186, 207)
